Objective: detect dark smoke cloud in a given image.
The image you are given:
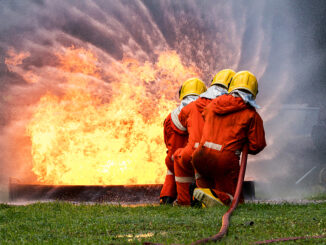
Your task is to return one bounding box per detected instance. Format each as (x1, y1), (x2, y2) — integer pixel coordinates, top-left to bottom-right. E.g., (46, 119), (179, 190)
(0, 0), (325, 199)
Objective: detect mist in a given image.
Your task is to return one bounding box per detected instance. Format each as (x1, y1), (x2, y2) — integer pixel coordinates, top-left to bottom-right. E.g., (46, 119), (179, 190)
(0, 0), (325, 201)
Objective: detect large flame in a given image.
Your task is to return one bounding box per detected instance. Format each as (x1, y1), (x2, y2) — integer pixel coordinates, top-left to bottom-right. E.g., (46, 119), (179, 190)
(22, 47), (199, 185)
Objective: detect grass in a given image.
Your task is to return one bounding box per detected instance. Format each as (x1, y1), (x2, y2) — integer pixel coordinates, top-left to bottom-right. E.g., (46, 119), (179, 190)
(0, 202), (325, 244)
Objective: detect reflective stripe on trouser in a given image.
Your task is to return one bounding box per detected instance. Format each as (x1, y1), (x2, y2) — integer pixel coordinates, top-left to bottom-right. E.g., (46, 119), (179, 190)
(175, 176), (195, 183)
(174, 146), (195, 205)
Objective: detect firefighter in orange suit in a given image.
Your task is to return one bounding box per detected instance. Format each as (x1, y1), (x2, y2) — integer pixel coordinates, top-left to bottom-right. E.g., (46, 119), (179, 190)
(192, 71), (266, 207)
(160, 78), (207, 204)
(172, 69), (235, 206)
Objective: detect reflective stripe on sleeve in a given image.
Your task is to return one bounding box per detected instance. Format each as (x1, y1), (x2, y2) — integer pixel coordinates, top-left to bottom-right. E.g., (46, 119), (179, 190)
(175, 176), (195, 183)
(171, 110), (187, 131)
(204, 141), (222, 151)
(194, 142), (199, 148)
(167, 169), (173, 175)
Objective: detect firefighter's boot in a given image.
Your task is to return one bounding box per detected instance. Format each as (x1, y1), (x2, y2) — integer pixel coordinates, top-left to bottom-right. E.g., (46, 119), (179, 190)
(189, 182), (201, 207)
(193, 188), (226, 207)
(160, 196), (175, 205)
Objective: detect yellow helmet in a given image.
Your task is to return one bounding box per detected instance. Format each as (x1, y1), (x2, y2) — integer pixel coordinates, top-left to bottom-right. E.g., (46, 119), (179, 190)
(179, 78), (207, 100)
(228, 71), (258, 98)
(210, 69), (236, 88)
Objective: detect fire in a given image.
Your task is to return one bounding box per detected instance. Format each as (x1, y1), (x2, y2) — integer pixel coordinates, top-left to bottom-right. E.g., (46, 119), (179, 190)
(23, 46), (200, 185)
(5, 48), (30, 67)
(4, 48), (39, 84)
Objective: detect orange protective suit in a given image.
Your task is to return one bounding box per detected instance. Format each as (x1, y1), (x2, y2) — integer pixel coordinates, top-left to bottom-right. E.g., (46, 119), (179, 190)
(172, 97), (212, 205)
(160, 113), (188, 201)
(192, 94), (266, 205)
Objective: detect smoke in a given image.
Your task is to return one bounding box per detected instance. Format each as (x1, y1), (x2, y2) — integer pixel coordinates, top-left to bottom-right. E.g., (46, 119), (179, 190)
(0, 0), (325, 199)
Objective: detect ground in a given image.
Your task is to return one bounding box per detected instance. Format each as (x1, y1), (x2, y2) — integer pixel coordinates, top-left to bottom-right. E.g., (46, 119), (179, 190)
(0, 202), (325, 244)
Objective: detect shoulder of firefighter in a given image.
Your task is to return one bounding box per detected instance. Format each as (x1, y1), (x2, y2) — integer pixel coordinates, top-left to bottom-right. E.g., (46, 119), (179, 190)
(171, 95), (199, 132)
(171, 101), (196, 134)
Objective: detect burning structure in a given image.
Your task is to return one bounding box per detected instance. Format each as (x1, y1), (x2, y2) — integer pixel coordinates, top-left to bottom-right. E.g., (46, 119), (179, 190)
(1, 0), (326, 202)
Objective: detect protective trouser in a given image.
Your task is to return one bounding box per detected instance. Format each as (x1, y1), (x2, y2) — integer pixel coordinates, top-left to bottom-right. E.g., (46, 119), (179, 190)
(160, 113), (187, 201)
(160, 155), (177, 200)
(171, 98), (212, 205)
(192, 145), (243, 205)
(173, 145), (195, 205)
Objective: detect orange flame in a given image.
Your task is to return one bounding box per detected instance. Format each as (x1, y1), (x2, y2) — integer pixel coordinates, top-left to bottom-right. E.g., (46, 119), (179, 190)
(5, 48), (39, 84)
(5, 48), (30, 67)
(24, 47), (200, 185)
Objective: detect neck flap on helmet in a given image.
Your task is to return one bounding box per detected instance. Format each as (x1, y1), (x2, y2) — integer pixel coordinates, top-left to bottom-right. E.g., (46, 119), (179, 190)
(231, 89), (260, 109)
(200, 85), (227, 100)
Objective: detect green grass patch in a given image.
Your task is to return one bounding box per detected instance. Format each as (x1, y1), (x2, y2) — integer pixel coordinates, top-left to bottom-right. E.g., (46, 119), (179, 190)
(0, 202), (325, 244)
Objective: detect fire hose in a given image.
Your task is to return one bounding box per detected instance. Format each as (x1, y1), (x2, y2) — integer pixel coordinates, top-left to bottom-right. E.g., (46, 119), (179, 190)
(190, 143), (249, 244)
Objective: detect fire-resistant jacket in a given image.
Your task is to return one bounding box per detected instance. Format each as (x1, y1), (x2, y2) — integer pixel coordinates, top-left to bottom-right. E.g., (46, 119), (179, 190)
(200, 94), (266, 154)
(163, 113), (188, 170)
(170, 97), (212, 205)
(171, 97), (212, 151)
(160, 113), (188, 199)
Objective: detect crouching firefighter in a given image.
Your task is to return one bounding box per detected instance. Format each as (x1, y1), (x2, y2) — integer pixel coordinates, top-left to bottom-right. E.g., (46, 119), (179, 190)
(172, 69), (235, 206)
(160, 78), (207, 204)
(192, 71), (266, 207)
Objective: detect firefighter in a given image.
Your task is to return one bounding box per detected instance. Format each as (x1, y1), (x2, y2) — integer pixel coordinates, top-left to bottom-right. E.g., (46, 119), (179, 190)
(192, 71), (266, 207)
(160, 78), (207, 204)
(172, 69), (235, 206)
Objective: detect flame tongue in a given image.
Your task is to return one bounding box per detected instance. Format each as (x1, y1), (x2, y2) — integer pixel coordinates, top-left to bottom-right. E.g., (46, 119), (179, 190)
(25, 47), (199, 185)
